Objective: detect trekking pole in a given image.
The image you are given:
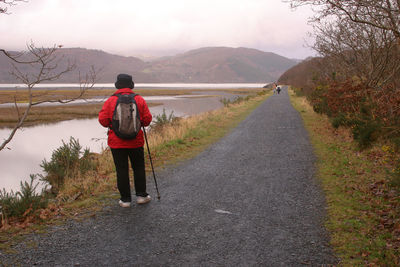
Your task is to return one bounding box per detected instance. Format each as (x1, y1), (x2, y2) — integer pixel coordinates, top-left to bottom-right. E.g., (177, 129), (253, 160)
(142, 126), (161, 200)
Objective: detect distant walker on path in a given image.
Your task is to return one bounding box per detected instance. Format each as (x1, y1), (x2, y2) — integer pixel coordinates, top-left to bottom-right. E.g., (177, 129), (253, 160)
(273, 82), (277, 94)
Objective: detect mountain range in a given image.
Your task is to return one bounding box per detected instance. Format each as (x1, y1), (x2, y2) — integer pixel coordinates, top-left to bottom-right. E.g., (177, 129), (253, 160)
(0, 47), (298, 83)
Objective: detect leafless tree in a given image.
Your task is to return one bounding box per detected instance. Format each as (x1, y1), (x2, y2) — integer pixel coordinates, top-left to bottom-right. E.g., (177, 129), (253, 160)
(0, 0), (26, 14)
(285, 0), (400, 141)
(1, 1), (98, 151)
(311, 16), (400, 88)
(0, 43), (98, 151)
(286, 0), (400, 40)
(286, 0), (400, 85)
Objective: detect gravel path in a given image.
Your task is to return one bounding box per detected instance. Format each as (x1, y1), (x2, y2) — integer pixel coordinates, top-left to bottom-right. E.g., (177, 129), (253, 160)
(1, 87), (337, 266)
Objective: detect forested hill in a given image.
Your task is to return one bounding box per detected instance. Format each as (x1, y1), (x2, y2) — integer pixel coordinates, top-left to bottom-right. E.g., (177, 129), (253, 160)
(0, 47), (298, 83)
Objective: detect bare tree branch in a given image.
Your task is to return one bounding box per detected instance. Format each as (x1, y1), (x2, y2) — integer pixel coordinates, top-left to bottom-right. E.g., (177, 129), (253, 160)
(286, 0), (400, 37)
(0, 0), (27, 14)
(0, 43), (98, 151)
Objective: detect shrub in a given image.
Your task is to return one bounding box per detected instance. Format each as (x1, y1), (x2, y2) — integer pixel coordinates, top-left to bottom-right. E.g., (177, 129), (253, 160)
(257, 90), (268, 96)
(292, 87), (305, 97)
(150, 109), (180, 133)
(302, 80), (400, 148)
(153, 109), (177, 127)
(310, 85), (330, 115)
(220, 95), (252, 107)
(389, 160), (400, 189)
(39, 137), (95, 194)
(382, 145), (400, 190)
(352, 119), (381, 149)
(331, 113), (349, 129)
(220, 97), (232, 107)
(0, 174), (48, 225)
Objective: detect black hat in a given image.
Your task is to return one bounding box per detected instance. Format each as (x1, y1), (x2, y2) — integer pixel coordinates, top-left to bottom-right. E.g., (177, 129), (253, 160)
(115, 74), (134, 89)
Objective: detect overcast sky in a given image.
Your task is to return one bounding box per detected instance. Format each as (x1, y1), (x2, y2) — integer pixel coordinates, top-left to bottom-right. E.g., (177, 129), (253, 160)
(0, 0), (316, 59)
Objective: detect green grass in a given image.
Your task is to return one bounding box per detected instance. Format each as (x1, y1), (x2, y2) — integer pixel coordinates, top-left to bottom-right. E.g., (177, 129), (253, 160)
(289, 88), (400, 266)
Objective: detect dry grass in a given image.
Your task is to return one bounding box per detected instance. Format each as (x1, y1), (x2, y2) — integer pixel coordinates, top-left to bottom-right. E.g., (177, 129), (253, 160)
(57, 150), (117, 203)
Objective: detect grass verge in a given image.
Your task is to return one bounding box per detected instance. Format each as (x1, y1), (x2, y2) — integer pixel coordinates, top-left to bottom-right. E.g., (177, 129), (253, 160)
(0, 89), (271, 253)
(289, 88), (400, 266)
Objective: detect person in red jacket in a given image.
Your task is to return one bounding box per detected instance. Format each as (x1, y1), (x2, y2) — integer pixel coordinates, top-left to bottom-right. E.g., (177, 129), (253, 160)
(99, 74), (153, 207)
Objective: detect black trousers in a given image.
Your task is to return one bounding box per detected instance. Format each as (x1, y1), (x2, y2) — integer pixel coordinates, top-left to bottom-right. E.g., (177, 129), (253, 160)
(111, 147), (147, 202)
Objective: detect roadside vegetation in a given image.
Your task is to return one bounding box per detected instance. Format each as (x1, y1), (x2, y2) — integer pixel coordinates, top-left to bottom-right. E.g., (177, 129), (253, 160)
(289, 88), (400, 266)
(220, 95), (253, 107)
(281, 1), (400, 150)
(281, 3), (399, 263)
(0, 89), (270, 251)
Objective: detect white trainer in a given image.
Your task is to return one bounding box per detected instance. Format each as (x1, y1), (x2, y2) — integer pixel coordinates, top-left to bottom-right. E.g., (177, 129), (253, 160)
(119, 200), (131, 208)
(136, 195), (151, 204)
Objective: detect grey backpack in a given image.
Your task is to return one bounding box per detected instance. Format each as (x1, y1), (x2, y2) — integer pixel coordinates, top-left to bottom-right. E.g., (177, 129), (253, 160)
(111, 93), (141, 139)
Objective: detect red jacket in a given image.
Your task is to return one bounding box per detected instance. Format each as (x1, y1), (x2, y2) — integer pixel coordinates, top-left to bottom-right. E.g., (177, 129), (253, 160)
(98, 88), (152, 149)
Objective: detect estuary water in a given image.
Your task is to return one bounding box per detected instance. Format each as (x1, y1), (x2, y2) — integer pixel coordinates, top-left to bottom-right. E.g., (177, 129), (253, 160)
(0, 86), (257, 192)
(0, 83), (265, 90)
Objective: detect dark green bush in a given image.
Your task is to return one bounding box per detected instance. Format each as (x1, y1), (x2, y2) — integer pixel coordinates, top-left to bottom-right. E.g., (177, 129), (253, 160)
(0, 175), (48, 222)
(39, 137), (95, 194)
(389, 166), (400, 189)
(257, 90), (268, 96)
(220, 95), (251, 107)
(392, 138), (400, 151)
(352, 119), (381, 149)
(331, 113), (351, 129)
(152, 108), (178, 130)
(220, 98), (232, 107)
(292, 87), (305, 97)
(310, 86), (330, 115)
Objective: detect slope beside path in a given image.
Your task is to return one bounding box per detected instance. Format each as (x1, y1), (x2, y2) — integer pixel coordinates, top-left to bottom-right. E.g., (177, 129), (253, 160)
(1, 87), (337, 266)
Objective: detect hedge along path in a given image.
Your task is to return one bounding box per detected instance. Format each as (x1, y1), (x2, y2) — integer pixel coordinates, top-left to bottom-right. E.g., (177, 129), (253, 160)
(289, 88), (400, 266)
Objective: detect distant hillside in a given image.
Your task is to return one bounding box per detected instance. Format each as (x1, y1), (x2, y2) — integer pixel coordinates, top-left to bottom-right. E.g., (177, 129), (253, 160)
(278, 57), (324, 94)
(144, 47), (297, 82)
(0, 47), (297, 83)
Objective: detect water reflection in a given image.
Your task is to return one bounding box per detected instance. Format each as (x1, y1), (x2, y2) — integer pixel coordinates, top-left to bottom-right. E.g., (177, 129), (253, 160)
(0, 95), (207, 108)
(0, 83), (265, 89)
(0, 119), (107, 192)
(0, 94), (233, 192)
